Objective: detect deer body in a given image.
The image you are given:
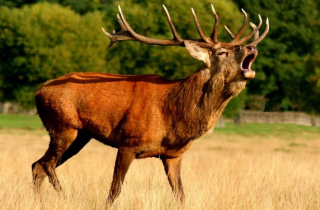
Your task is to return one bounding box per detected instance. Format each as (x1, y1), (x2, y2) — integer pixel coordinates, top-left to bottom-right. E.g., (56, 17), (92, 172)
(32, 4), (268, 206)
(36, 73), (174, 150)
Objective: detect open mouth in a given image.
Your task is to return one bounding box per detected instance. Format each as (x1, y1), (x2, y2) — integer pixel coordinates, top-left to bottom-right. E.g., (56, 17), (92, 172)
(241, 53), (257, 79)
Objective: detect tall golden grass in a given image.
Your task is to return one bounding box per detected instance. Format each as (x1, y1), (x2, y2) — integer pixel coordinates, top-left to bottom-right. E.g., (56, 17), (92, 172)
(1, 128), (320, 210)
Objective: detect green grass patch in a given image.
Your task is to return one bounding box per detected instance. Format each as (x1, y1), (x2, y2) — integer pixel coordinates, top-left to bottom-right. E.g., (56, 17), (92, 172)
(1, 114), (320, 139)
(214, 123), (320, 139)
(0, 114), (44, 130)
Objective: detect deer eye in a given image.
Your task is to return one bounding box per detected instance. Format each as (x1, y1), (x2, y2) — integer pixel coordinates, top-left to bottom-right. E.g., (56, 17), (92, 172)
(234, 47), (241, 51)
(217, 51), (228, 56)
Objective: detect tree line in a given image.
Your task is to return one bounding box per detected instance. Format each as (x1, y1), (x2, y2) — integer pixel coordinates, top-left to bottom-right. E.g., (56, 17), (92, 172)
(0, 0), (319, 116)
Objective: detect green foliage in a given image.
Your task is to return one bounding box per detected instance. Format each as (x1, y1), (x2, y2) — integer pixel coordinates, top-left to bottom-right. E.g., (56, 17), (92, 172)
(303, 51), (320, 113)
(0, 0), (117, 15)
(0, 0), (36, 8)
(0, 3), (108, 108)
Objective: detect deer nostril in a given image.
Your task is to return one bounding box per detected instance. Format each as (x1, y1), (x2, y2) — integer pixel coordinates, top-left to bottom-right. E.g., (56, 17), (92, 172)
(246, 46), (256, 52)
(245, 46), (258, 54)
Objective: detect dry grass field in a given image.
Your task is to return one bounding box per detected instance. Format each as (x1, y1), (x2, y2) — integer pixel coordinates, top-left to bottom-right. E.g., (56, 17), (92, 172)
(1, 122), (320, 210)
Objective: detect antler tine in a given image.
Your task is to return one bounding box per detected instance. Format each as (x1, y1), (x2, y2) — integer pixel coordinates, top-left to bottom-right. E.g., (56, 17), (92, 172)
(162, 5), (183, 42)
(249, 18), (269, 46)
(210, 4), (219, 43)
(102, 6), (143, 48)
(102, 27), (111, 38)
(237, 14), (262, 44)
(117, 14), (127, 31)
(224, 25), (235, 39)
(250, 22), (260, 40)
(191, 8), (212, 44)
(117, 5), (147, 42)
(117, 5), (183, 46)
(230, 8), (248, 44)
(101, 24), (135, 48)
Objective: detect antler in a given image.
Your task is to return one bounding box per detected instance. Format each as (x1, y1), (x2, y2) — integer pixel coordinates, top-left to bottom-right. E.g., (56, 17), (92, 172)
(103, 5), (214, 48)
(249, 18), (269, 46)
(102, 5), (269, 49)
(224, 13), (268, 46)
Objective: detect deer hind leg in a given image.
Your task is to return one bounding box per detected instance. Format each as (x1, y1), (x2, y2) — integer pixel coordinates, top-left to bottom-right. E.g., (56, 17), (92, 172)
(56, 130), (91, 168)
(107, 147), (135, 206)
(161, 156), (185, 203)
(32, 128), (78, 192)
(31, 161), (46, 190)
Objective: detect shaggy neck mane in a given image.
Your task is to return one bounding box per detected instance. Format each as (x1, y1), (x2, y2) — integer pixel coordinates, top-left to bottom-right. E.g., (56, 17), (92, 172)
(163, 68), (244, 143)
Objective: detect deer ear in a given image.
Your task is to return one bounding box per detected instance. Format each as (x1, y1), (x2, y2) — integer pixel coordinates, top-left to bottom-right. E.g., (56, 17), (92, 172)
(184, 41), (211, 67)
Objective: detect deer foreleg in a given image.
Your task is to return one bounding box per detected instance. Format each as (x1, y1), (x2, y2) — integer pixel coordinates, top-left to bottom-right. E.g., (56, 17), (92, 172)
(107, 147), (135, 205)
(162, 156), (185, 203)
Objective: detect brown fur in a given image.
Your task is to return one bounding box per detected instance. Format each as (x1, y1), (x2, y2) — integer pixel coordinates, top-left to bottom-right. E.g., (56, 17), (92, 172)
(32, 44), (257, 205)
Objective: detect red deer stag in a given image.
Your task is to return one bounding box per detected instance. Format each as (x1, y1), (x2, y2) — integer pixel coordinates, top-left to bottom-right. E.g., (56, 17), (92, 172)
(32, 4), (269, 205)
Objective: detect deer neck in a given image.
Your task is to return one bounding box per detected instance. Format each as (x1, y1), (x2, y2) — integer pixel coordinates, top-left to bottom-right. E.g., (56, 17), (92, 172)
(164, 67), (245, 142)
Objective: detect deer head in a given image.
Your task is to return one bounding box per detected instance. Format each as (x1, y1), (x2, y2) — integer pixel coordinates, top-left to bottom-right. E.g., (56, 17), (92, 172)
(102, 5), (269, 82)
